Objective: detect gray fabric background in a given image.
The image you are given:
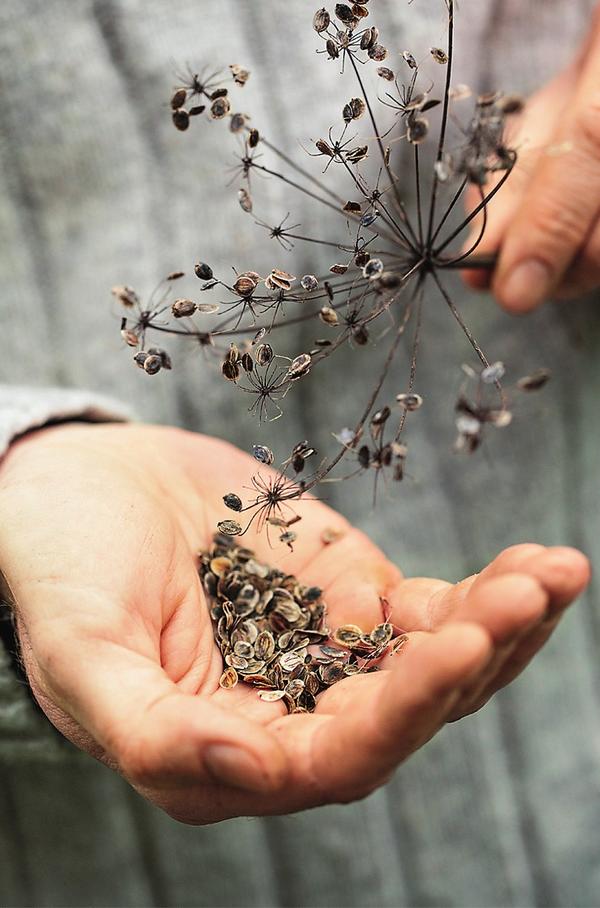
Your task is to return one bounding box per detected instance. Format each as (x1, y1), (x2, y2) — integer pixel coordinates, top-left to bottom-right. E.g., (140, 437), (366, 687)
(1, 1), (599, 905)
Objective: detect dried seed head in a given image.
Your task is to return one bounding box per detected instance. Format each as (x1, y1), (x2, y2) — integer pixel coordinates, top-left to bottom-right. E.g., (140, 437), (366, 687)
(313, 7), (331, 32)
(171, 298), (197, 318)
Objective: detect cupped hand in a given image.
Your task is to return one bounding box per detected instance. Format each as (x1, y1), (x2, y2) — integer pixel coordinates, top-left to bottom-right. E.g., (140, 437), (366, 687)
(0, 424), (589, 823)
(463, 5), (600, 310)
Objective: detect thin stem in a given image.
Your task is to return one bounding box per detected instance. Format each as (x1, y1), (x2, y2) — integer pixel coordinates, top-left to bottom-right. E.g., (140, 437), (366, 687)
(425, 0), (455, 250)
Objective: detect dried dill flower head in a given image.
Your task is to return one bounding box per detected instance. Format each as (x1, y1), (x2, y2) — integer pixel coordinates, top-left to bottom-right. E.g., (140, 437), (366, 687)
(113, 0), (549, 548)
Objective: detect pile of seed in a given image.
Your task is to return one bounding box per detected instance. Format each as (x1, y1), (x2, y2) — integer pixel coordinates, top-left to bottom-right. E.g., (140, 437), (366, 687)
(199, 533), (407, 714)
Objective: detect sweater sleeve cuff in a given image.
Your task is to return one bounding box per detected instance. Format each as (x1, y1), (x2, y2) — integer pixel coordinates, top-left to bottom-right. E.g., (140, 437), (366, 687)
(0, 386), (134, 460)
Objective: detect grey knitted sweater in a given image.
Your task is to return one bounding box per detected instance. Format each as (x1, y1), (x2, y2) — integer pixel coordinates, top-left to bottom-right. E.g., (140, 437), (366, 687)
(1, 1), (599, 906)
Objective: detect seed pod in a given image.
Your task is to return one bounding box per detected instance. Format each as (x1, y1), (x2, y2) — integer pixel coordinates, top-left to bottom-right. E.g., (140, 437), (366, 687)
(407, 116), (429, 144)
(147, 347), (172, 370)
(211, 96), (231, 119)
(361, 26), (378, 49)
(258, 689), (287, 702)
(402, 50), (418, 69)
(353, 325), (369, 345)
(335, 3), (355, 24)
(170, 88), (187, 109)
(248, 127), (260, 147)
(234, 274), (257, 296)
(301, 274), (319, 291)
(368, 43), (387, 61)
(222, 359), (241, 382)
(120, 322), (139, 347)
(229, 64), (250, 86)
(238, 187), (253, 212)
(363, 258), (384, 279)
(326, 38), (340, 59)
(171, 298), (197, 318)
(241, 352), (254, 373)
(111, 285), (140, 307)
(329, 263), (348, 275)
(189, 105), (206, 117)
(345, 144), (368, 164)
(288, 353), (312, 379)
(371, 406), (391, 426)
(313, 7), (330, 32)
(377, 66), (395, 81)
(396, 392), (423, 411)
(194, 262), (214, 281)
(255, 343), (273, 366)
(343, 200), (362, 213)
(223, 493), (243, 512)
(320, 306), (339, 326)
(133, 351), (148, 369)
(217, 519), (243, 536)
(358, 445), (371, 468)
(166, 271), (184, 281)
(172, 108), (190, 131)
(481, 361), (505, 384)
(315, 138), (334, 157)
(143, 354), (162, 375)
(230, 112), (246, 133)
(219, 667), (239, 689)
(342, 97), (365, 122)
(352, 3), (369, 18)
(517, 369), (551, 392)
(355, 249), (370, 267)
(430, 46), (448, 64)
(360, 211), (378, 227)
(252, 444), (274, 465)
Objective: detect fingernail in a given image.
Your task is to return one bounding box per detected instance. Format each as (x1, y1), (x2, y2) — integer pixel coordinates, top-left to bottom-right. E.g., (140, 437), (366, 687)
(500, 260), (551, 311)
(204, 744), (272, 792)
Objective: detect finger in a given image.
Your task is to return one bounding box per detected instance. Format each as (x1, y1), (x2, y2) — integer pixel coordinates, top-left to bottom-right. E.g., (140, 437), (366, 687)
(311, 623), (492, 801)
(451, 547), (590, 715)
(556, 214), (600, 298)
(445, 573), (547, 719)
(493, 30), (600, 312)
(20, 593), (288, 794)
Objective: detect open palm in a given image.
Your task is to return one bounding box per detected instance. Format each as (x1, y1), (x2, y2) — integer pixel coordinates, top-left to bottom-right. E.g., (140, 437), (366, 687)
(0, 423), (589, 824)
